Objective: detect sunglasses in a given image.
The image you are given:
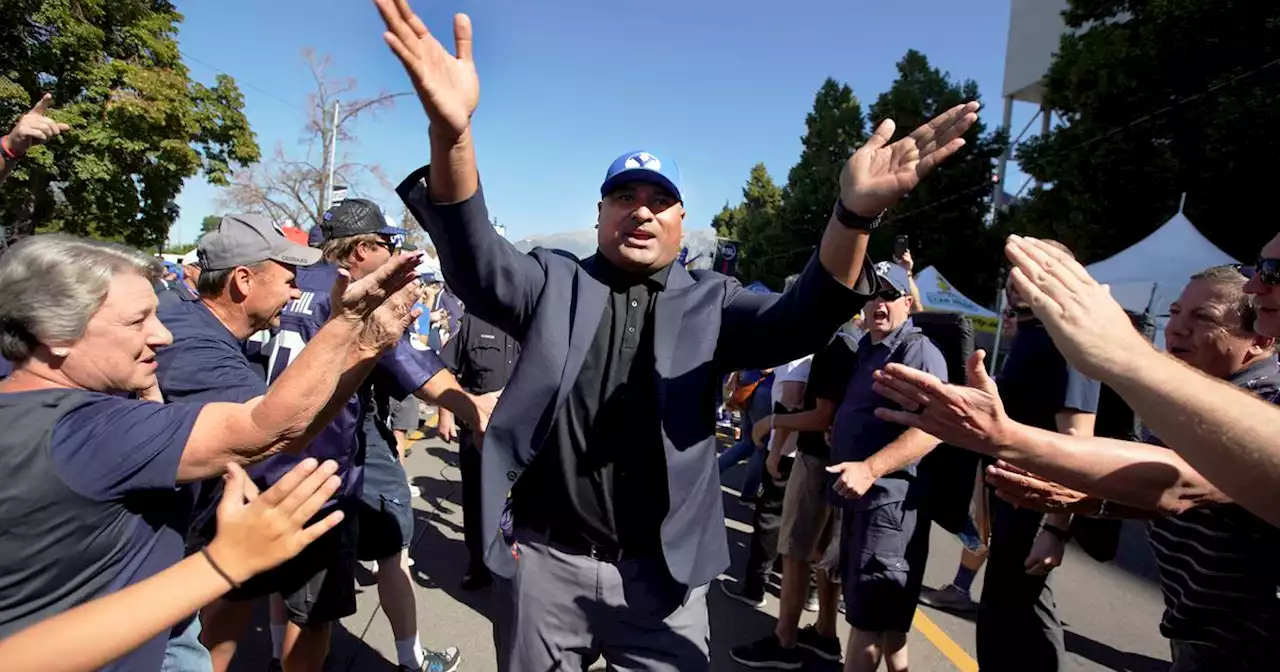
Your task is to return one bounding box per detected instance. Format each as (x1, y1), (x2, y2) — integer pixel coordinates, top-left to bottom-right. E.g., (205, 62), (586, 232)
(874, 288), (903, 302)
(1244, 259), (1280, 285)
(371, 238), (398, 254)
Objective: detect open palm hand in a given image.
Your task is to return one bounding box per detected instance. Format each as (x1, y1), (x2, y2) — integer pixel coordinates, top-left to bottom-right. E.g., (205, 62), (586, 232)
(840, 102), (981, 217)
(374, 0), (478, 139)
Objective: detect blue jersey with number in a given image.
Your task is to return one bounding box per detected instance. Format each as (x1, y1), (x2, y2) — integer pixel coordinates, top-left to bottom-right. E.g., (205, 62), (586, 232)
(253, 263), (446, 503)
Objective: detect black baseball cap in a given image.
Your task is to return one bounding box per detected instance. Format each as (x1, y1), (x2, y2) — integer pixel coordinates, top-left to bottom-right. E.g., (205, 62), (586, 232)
(319, 198), (406, 241)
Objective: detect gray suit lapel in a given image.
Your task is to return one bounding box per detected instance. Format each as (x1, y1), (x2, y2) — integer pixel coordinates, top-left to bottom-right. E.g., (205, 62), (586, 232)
(654, 263), (695, 379)
(558, 257), (608, 405)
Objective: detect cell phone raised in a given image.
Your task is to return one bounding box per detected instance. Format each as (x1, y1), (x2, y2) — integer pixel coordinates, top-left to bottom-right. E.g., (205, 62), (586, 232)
(893, 235), (909, 259)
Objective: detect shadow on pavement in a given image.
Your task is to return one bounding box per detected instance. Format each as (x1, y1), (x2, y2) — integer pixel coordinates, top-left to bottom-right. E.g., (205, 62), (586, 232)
(223, 603), (394, 672)
(426, 444), (460, 469)
(405, 473), (496, 624)
(1064, 630), (1169, 672)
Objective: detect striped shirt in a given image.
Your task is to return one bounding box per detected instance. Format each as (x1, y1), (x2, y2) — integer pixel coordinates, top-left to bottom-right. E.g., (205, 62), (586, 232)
(1144, 355), (1280, 666)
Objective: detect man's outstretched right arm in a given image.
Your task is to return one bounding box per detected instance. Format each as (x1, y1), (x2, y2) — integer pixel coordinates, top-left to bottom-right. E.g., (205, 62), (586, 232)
(379, 1), (544, 337)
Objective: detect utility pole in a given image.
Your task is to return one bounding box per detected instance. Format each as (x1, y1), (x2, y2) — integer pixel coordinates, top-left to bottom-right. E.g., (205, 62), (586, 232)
(322, 100), (340, 212)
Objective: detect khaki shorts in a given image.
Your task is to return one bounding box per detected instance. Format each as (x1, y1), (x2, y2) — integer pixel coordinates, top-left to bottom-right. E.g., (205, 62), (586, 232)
(778, 452), (840, 572)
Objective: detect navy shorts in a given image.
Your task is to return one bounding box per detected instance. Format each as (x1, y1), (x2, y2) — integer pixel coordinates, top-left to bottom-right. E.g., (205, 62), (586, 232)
(387, 395), (420, 433)
(228, 503), (359, 625)
(840, 498), (931, 633)
(357, 428), (415, 562)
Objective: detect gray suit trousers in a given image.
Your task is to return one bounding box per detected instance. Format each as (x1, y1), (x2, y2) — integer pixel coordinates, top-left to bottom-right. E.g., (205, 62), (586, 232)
(492, 527), (711, 672)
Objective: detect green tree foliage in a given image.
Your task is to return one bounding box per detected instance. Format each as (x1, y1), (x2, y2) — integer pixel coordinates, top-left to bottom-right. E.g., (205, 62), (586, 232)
(1010, 0), (1279, 263)
(773, 80), (869, 285)
(200, 215), (222, 234)
(0, 0), (260, 249)
(713, 164), (784, 287)
(869, 50), (1007, 305)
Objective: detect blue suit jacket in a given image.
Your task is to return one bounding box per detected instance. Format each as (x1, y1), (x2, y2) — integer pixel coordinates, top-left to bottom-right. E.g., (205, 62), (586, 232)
(399, 168), (875, 587)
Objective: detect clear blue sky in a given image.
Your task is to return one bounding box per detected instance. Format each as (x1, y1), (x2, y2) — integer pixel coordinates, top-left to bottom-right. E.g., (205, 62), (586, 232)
(170, 0), (1036, 245)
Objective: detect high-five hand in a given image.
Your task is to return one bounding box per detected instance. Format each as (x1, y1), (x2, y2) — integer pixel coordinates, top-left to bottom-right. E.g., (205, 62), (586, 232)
(374, 0), (478, 140)
(871, 349), (1017, 455)
(1004, 235), (1153, 381)
(840, 102), (980, 217)
(330, 250), (423, 324)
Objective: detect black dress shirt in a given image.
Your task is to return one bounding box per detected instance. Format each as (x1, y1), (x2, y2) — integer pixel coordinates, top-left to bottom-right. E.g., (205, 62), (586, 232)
(511, 253), (671, 555)
(440, 313), (519, 396)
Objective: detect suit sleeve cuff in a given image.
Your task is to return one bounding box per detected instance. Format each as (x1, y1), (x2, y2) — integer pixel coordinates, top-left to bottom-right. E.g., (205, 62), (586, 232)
(396, 164), (490, 224)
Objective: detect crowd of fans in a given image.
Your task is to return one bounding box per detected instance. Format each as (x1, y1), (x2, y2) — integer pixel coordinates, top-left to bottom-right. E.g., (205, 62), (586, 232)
(0, 2), (1276, 672)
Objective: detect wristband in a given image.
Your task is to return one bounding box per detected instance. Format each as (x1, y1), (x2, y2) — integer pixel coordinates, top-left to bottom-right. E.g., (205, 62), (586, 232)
(832, 198), (884, 232)
(1, 136), (20, 161)
(200, 547), (242, 589)
(1042, 524), (1072, 542)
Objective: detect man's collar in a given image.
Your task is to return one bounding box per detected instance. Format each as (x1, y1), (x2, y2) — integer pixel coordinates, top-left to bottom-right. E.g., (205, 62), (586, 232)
(869, 318), (917, 350)
(587, 252), (673, 291)
(1228, 354), (1280, 390)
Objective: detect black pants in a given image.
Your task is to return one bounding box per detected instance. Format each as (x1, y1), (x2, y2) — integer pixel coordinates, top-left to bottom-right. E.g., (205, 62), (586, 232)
(741, 455), (793, 598)
(977, 494), (1065, 671)
(461, 431), (487, 575)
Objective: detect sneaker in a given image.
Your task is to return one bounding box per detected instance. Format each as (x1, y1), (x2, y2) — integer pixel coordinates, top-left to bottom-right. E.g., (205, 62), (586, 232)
(462, 567), (492, 591)
(718, 580), (766, 608)
(803, 584), (819, 613)
(918, 583), (978, 613)
(796, 625), (841, 662)
(729, 635), (803, 670)
(409, 484), (422, 498)
(404, 646), (461, 672)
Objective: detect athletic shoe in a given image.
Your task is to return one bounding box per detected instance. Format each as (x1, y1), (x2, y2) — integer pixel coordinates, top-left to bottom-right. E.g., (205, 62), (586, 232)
(718, 579), (766, 608)
(796, 625), (841, 662)
(404, 646), (460, 672)
(462, 567), (492, 591)
(729, 635), (803, 670)
(919, 583), (978, 613)
(409, 483), (422, 498)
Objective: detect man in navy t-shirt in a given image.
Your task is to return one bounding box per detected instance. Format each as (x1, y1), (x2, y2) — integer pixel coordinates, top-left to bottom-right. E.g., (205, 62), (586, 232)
(194, 200), (480, 672)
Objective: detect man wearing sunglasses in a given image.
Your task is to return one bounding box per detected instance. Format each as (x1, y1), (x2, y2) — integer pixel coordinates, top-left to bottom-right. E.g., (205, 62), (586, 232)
(824, 262), (948, 672)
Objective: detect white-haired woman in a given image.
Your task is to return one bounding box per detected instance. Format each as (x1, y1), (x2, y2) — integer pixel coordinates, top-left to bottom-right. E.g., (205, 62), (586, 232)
(0, 234), (422, 672)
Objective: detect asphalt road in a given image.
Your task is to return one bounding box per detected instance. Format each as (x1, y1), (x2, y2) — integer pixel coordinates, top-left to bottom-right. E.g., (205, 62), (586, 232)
(227, 435), (1173, 672)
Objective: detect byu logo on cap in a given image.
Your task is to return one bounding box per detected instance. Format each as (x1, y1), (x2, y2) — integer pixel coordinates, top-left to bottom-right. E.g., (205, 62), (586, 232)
(624, 152), (661, 171)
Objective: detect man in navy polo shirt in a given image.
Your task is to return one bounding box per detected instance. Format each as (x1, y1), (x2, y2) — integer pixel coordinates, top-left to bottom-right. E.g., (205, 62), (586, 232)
(826, 262), (948, 672)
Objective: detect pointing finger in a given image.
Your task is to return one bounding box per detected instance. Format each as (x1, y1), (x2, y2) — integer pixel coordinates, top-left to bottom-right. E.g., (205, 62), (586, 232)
(31, 93), (53, 115)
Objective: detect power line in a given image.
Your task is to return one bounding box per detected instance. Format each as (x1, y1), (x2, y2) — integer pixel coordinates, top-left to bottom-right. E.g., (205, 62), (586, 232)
(179, 49), (306, 114)
(886, 54), (1280, 225)
(729, 54), (1280, 271)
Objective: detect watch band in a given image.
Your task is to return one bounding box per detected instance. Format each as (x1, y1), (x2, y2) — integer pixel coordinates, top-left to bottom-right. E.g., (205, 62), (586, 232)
(1042, 524), (1072, 542)
(832, 198), (884, 232)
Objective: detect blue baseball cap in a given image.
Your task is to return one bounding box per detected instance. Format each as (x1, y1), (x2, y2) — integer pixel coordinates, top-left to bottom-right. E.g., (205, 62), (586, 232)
(307, 225), (325, 247)
(600, 151), (682, 202)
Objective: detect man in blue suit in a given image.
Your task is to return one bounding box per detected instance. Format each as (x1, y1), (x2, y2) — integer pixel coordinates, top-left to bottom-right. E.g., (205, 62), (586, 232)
(377, 3), (979, 670)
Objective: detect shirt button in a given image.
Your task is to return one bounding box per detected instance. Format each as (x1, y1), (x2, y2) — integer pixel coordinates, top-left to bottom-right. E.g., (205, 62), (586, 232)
(630, 300), (638, 307)
(507, 470), (518, 482)
(627, 326), (635, 333)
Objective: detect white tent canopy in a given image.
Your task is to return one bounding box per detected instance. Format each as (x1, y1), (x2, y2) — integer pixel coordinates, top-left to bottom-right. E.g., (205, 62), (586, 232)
(913, 266), (1000, 334)
(1085, 209), (1237, 317)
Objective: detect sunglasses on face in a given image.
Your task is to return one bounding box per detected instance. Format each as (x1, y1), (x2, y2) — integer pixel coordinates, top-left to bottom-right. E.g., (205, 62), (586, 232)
(1245, 259), (1280, 285)
(874, 288), (903, 302)
(371, 238), (397, 254)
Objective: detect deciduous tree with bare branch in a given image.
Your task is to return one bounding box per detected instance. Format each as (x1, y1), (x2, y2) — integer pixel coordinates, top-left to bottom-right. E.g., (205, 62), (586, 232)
(219, 49), (410, 229)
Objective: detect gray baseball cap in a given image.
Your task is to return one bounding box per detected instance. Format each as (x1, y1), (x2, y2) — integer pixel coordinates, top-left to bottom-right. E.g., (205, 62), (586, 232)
(198, 214), (322, 271)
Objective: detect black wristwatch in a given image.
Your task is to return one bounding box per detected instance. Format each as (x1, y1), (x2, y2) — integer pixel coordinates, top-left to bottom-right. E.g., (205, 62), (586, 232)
(1042, 524), (1072, 542)
(832, 198), (884, 232)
